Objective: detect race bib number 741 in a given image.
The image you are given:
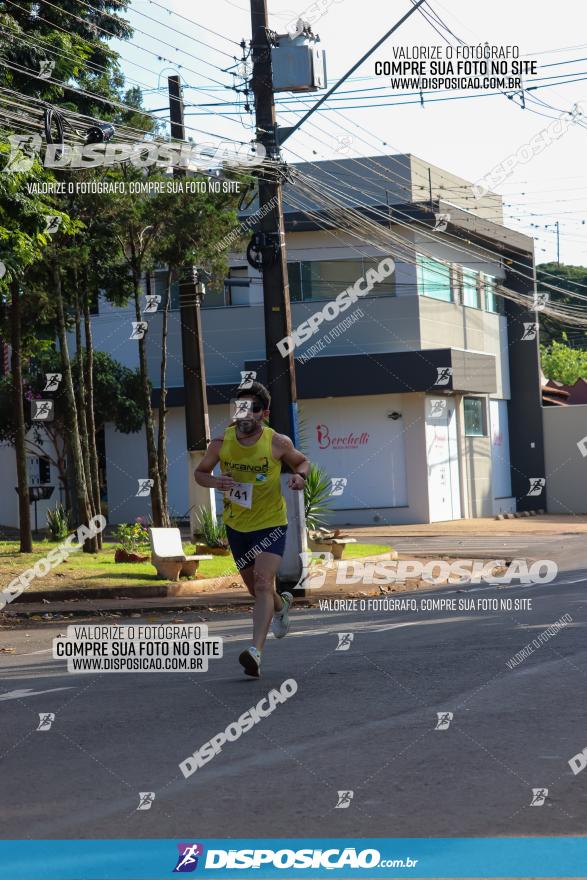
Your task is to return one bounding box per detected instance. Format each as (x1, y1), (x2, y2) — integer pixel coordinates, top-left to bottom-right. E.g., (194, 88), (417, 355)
(225, 481), (253, 509)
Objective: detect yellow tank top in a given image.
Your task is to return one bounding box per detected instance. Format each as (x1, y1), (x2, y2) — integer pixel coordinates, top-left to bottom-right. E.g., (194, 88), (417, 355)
(219, 425), (287, 532)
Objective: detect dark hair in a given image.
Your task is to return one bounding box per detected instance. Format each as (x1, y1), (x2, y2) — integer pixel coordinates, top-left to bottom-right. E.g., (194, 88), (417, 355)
(235, 380), (271, 411)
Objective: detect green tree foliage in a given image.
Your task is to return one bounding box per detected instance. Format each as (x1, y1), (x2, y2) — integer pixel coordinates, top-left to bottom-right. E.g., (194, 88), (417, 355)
(537, 262), (587, 348)
(148, 173), (242, 515)
(541, 336), (587, 385)
(0, 0), (156, 546)
(0, 0), (137, 121)
(0, 144), (62, 550)
(0, 348), (143, 502)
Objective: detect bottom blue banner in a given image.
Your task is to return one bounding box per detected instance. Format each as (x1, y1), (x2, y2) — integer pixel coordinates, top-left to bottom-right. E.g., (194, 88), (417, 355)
(1, 838), (587, 879)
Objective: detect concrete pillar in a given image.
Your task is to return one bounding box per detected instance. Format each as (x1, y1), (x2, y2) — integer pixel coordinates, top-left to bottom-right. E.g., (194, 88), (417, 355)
(187, 450), (216, 540)
(504, 254), (546, 512)
(277, 474), (306, 588)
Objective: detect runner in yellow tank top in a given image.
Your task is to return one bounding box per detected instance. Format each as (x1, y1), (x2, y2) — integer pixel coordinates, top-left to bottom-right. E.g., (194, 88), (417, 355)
(219, 423), (287, 532)
(195, 381), (310, 678)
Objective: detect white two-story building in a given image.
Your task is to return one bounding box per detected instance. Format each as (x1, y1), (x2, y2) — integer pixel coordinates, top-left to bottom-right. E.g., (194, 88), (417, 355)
(0, 154), (546, 528)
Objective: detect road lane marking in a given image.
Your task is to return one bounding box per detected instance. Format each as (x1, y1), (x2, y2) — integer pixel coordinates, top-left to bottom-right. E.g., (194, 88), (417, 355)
(0, 686), (74, 701)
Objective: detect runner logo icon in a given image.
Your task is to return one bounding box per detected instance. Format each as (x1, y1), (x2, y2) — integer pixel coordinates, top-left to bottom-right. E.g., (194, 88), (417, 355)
(530, 788), (548, 806)
(173, 843), (204, 872)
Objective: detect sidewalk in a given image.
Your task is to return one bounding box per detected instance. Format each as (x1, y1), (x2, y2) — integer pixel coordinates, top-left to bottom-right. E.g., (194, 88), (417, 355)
(1, 591), (255, 620)
(2, 559), (389, 618)
(341, 514), (587, 538)
(1, 552), (515, 620)
(3, 515), (578, 620)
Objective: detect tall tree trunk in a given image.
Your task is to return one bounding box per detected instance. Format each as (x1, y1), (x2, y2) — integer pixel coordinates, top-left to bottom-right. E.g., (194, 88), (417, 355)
(65, 436), (79, 525)
(46, 427), (71, 513)
(53, 431), (71, 512)
(53, 263), (96, 553)
(73, 286), (94, 520)
(10, 280), (32, 553)
(82, 288), (103, 549)
(157, 268), (171, 522)
(131, 262), (166, 526)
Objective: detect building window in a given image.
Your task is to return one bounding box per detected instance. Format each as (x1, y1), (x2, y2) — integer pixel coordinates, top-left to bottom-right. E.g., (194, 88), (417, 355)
(208, 268), (247, 308)
(462, 268), (480, 309)
(417, 255), (452, 302)
(39, 457), (51, 484)
(483, 274), (503, 314)
(152, 268), (235, 309)
(464, 397), (487, 436)
(287, 257), (395, 302)
(287, 262), (303, 302)
(28, 455), (51, 486)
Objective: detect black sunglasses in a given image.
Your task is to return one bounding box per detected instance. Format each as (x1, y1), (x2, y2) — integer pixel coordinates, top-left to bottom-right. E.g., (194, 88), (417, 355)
(236, 400), (264, 414)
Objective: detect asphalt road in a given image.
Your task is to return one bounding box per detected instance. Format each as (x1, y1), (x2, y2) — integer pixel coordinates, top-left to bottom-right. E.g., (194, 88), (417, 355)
(1, 567), (587, 840)
(355, 533), (587, 569)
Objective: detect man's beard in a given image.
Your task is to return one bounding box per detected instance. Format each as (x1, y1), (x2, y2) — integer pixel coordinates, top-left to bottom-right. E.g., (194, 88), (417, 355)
(237, 418), (258, 435)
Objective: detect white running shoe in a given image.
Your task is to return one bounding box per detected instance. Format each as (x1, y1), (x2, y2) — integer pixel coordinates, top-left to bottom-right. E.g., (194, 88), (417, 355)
(272, 591), (293, 639)
(239, 646), (261, 677)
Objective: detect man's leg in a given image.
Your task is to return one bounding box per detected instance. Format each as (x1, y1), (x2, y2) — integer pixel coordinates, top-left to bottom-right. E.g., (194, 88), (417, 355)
(239, 565), (256, 598)
(239, 563), (282, 612)
(252, 552), (283, 652)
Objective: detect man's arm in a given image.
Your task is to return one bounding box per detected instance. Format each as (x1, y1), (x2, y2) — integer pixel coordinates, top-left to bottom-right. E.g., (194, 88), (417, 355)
(273, 434), (310, 490)
(194, 438), (237, 491)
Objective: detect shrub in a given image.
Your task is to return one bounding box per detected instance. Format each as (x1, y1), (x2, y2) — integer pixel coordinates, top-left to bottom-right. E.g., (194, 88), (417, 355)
(196, 506), (227, 548)
(304, 464), (334, 531)
(117, 519), (150, 554)
(46, 503), (70, 541)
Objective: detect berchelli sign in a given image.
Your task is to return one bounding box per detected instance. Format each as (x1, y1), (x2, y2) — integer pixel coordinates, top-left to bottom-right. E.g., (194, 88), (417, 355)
(316, 424), (370, 450)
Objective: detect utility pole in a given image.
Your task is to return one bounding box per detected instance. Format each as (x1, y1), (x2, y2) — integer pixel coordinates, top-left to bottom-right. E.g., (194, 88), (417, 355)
(248, 1), (306, 590)
(168, 74), (216, 535)
(545, 220), (560, 264)
(249, 0), (298, 443)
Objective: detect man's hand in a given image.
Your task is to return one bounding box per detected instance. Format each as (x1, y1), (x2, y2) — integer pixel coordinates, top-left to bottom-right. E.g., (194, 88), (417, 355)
(288, 473), (305, 491)
(216, 475), (237, 491)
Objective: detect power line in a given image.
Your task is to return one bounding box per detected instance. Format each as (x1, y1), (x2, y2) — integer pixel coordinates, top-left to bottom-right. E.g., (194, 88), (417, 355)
(73, 0), (238, 60)
(277, 122), (587, 298)
(132, 0), (241, 47)
(32, 0), (234, 88)
(278, 0), (428, 144)
(288, 168), (587, 323)
(0, 22), (155, 95)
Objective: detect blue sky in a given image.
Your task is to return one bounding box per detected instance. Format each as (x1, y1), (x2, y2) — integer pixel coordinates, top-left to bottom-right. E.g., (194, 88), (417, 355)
(111, 0), (587, 267)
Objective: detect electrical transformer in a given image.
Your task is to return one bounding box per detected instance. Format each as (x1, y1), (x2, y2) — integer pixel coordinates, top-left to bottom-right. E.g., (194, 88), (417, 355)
(271, 30), (327, 93)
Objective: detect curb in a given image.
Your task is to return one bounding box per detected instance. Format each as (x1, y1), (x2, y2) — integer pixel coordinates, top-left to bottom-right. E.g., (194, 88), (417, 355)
(1, 589), (382, 619)
(1, 553), (520, 620)
(3, 574), (244, 605)
(6, 552), (396, 606)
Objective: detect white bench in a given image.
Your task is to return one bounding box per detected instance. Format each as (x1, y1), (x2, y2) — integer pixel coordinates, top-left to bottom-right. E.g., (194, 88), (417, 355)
(149, 528), (212, 582)
(308, 529), (357, 560)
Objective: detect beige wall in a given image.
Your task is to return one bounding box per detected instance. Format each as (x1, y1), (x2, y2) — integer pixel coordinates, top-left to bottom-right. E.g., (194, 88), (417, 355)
(418, 299), (508, 398)
(409, 155), (503, 222)
(543, 406), (587, 514)
(414, 234), (510, 399)
(298, 393), (430, 527)
(463, 437), (493, 517)
(401, 393), (430, 523)
(454, 396), (493, 519)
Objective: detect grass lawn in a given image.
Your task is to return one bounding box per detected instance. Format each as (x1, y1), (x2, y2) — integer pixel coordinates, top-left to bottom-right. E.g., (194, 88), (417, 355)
(0, 541), (388, 593)
(341, 543), (390, 559)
